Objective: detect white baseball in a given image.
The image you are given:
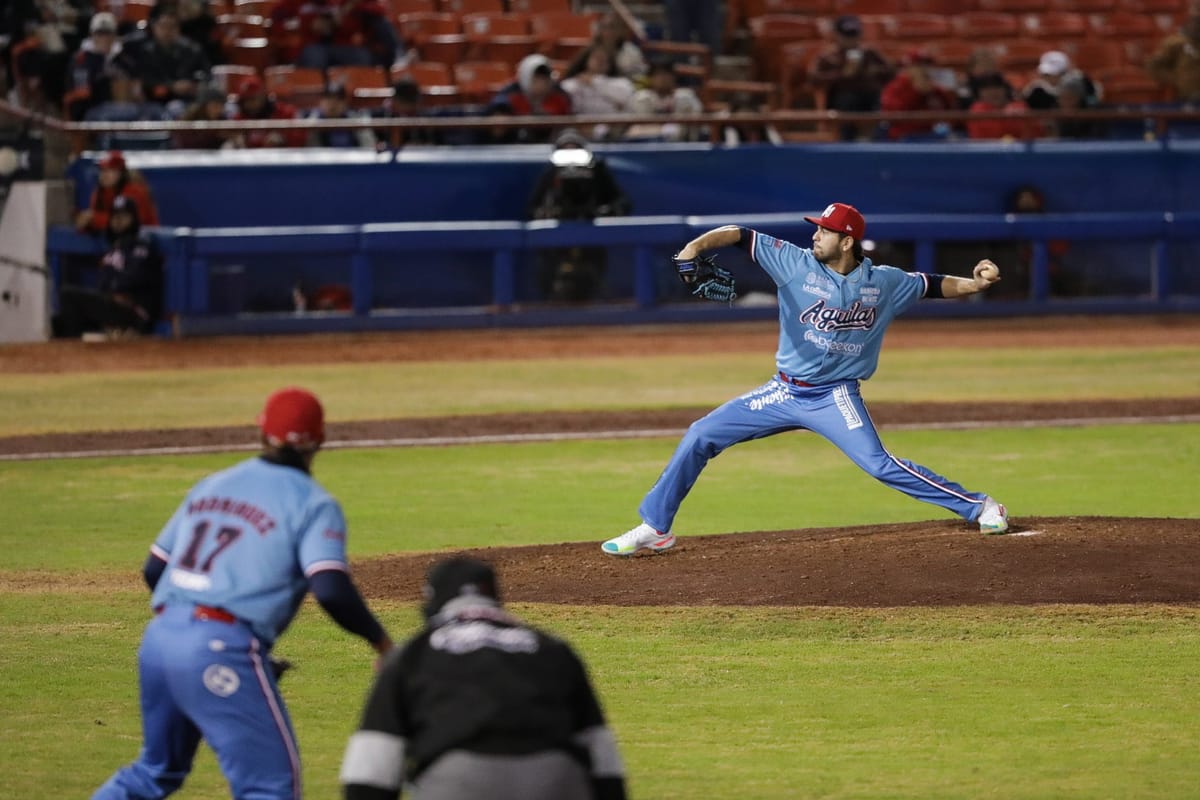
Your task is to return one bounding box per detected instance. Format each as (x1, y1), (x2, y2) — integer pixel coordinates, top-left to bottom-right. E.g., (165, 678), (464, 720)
(977, 263), (999, 281)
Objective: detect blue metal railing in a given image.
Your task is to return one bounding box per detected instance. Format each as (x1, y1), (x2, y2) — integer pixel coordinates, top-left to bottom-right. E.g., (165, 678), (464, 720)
(47, 212), (1200, 336)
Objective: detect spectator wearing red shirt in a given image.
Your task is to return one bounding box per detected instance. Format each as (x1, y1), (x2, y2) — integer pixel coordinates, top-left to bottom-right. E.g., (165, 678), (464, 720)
(880, 49), (958, 141)
(227, 77), (308, 148)
(75, 151), (161, 236)
(486, 54), (573, 143)
(967, 72), (1034, 140)
(269, 0), (401, 69)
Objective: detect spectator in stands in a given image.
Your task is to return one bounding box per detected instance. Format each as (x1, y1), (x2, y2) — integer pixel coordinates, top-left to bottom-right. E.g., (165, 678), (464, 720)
(966, 72), (1033, 141)
(1006, 184), (1075, 296)
(174, 83), (231, 149)
(526, 128), (631, 302)
(564, 12), (648, 83)
(132, 9), (211, 114)
(307, 81), (377, 148)
(66, 11), (125, 120)
(269, 0), (401, 70)
(664, 0), (722, 57)
(1147, 12), (1200, 104)
(487, 54), (572, 144)
(228, 75), (308, 148)
(808, 15), (893, 141)
(957, 46), (1012, 109)
(170, 0), (225, 67)
(75, 150), (161, 235)
(373, 78), (437, 147)
(561, 47), (636, 141)
(624, 60), (703, 142)
(82, 64), (174, 148)
(6, 0), (86, 113)
(1053, 76), (1108, 139)
(719, 90), (783, 146)
(54, 195), (165, 340)
(880, 48), (958, 141)
(1022, 50), (1100, 112)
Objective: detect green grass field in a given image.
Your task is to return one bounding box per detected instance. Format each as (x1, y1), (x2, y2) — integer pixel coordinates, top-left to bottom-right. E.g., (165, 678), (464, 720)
(1, 339), (1198, 799)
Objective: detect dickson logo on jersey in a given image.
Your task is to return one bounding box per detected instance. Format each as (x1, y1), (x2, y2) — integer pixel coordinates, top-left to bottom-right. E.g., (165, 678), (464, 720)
(799, 299), (877, 331)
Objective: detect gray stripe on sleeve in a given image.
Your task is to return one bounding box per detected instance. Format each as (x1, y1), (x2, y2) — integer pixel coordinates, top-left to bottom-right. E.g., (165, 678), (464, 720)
(573, 725), (625, 778)
(340, 730), (407, 790)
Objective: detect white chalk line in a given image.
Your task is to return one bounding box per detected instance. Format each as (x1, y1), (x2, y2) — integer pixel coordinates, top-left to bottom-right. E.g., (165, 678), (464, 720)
(2, 414), (1199, 462)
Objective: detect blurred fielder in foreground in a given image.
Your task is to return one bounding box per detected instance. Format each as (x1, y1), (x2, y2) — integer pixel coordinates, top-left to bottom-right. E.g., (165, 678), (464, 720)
(341, 556), (627, 800)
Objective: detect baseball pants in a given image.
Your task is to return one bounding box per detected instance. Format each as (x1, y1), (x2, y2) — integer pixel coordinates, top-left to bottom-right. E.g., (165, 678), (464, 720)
(93, 605), (301, 800)
(639, 377), (988, 533)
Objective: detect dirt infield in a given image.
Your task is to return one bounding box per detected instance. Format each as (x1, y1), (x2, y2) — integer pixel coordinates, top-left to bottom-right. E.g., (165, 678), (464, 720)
(353, 518), (1200, 607)
(5, 316), (1198, 606)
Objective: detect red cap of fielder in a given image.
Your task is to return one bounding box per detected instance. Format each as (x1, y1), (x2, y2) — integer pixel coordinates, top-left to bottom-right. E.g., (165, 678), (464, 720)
(804, 202), (866, 240)
(258, 387), (325, 449)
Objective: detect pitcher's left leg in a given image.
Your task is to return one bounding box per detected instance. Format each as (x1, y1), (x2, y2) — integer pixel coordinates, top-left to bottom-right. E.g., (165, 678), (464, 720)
(807, 383), (987, 521)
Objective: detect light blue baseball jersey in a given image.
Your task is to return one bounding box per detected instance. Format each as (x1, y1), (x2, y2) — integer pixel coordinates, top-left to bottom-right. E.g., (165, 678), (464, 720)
(149, 457), (349, 645)
(748, 230), (932, 383)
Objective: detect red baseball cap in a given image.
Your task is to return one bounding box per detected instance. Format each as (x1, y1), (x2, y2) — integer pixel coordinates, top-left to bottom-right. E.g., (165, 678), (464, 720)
(238, 76), (264, 96)
(99, 150), (126, 170)
(258, 387), (325, 449)
(804, 202), (866, 240)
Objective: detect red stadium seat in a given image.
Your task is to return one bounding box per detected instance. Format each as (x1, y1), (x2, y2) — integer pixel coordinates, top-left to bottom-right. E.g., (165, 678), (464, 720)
(438, 0), (503, 12)
(395, 11), (459, 46)
(391, 61), (462, 105)
(1048, 0), (1116, 10)
(879, 13), (952, 40)
(453, 60), (511, 102)
(832, 0), (905, 13)
(232, 0), (276, 16)
(529, 12), (596, 59)
(1088, 11), (1160, 38)
(1064, 40), (1124, 71)
(995, 39), (1046, 70)
(976, 0), (1047, 11)
(743, 0), (835, 13)
(507, 0), (571, 12)
(386, 0), (436, 13)
(951, 12), (1021, 38)
(925, 39), (981, 69)
(749, 15), (824, 84)
(461, 13), (537, 67)
(1022, 11), (1089, 38)
(903, 0), (966, 12)
(263, 65), (325, 108)
(211, 64), (258, 93)
(227, 37), (274, 72)
(1097, 66), (1167, 105)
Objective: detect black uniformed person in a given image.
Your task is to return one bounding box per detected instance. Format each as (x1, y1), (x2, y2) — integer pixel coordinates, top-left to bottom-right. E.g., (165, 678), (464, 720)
(340, 556), (627, 800)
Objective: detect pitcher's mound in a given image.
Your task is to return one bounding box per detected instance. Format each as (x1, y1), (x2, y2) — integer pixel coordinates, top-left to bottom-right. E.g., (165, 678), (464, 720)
(355, 517), (1200, 607)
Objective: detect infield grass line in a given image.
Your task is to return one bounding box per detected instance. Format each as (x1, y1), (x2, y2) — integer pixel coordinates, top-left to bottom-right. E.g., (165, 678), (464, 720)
(3, 414), (1199, 462)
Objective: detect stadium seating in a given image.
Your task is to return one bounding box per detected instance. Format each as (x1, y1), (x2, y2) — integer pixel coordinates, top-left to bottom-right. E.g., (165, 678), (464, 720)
(452, 61), (512, 103)
(263, 65), (325, 107)
(391, 61), (462, 105)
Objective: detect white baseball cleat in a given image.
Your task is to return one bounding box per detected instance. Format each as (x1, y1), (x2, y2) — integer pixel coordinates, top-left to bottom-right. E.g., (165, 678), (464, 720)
(978, 496), (1009, 534)
(602, 523), (676, 556)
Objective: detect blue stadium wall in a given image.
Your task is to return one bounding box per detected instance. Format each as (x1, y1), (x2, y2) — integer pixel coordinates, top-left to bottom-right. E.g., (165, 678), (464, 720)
(58, 140), (1200, 333)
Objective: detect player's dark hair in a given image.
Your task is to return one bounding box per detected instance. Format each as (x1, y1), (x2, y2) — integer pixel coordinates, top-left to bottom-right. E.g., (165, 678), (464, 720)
(840, 234), (864, 262)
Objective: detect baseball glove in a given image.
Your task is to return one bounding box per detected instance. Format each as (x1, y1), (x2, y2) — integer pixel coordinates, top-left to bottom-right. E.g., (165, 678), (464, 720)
(673, 253), (737, 304)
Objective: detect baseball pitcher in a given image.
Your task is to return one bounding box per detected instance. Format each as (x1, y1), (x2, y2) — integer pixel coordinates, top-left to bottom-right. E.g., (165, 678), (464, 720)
(93, 387), (394, 799)
(603, 202), (1009, 556)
